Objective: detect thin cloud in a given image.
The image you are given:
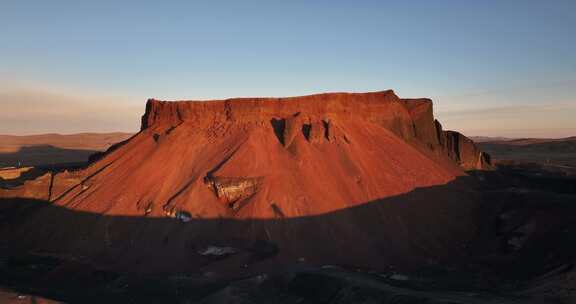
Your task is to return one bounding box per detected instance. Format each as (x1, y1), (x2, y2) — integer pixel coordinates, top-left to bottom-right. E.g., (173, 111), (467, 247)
(436, 102), (576, 138)
(0, 86), (144, 135)
(438, 103), (576, 117)
(433, 80), (576, 99)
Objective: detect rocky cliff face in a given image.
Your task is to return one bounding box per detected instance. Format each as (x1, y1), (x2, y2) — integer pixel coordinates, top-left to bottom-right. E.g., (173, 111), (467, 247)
(434, 120), (492, 170)
(141, 91), (490, 171)
(141, 91), (416, 141)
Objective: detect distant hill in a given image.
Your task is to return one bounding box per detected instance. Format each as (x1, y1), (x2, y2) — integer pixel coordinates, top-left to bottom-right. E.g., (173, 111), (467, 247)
(470, 136), (513, 143)
(0, 132), (134, 167)
(482, 136), (576, 146)
(478, 136), (576, 167)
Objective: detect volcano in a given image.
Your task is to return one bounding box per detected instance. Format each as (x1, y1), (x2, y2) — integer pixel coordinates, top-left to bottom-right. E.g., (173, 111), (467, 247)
(1, 90), (491, 274)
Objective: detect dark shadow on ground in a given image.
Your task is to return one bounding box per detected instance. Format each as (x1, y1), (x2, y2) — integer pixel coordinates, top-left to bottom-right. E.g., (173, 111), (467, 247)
(0, 145), (99, 168)
(0, 174), (575, 303)
(478, 140), (576, 168)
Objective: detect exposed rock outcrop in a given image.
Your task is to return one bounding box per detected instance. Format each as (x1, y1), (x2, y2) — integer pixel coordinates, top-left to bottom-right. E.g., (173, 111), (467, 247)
(204, 175), (263, 210)
(400, 98), (440, 148)
(434, 120), (492, 170)
(0, 170), (85, 201)
(141, 92), (490, 171)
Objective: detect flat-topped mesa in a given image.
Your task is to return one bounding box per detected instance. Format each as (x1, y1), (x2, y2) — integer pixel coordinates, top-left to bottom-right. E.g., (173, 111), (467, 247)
(0, 89), (492, 273)
(141, 90), (491, 170)
(142, 90), (416, 140)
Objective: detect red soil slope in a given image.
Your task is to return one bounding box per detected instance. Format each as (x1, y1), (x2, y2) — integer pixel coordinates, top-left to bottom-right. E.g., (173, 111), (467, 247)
(1, 90), (489, 273)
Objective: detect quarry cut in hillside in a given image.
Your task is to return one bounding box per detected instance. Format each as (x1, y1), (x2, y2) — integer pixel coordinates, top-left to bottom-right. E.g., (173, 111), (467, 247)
(0, 90), (491, 273)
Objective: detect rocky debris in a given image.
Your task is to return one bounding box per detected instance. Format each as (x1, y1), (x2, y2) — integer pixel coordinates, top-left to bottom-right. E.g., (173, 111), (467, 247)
(204, 175), (262, 209)
(164, 208), (192, 222)
(197, 246), (237, 257)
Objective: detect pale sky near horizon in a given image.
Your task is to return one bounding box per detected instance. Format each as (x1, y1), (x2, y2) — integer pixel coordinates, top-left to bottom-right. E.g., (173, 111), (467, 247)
(1, 1), (575, 138)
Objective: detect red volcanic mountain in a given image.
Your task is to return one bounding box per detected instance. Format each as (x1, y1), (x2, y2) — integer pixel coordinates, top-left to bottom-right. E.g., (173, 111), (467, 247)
(0, 90), (490, 273)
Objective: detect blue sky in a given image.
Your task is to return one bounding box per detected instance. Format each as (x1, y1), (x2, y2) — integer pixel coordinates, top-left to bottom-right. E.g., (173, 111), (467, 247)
(1, 0), (575, 137)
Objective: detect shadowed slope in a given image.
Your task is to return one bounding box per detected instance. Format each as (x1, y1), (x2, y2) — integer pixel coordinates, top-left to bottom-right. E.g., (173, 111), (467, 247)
(0, 145), (98, 168)
(0, 176), (480, 275)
